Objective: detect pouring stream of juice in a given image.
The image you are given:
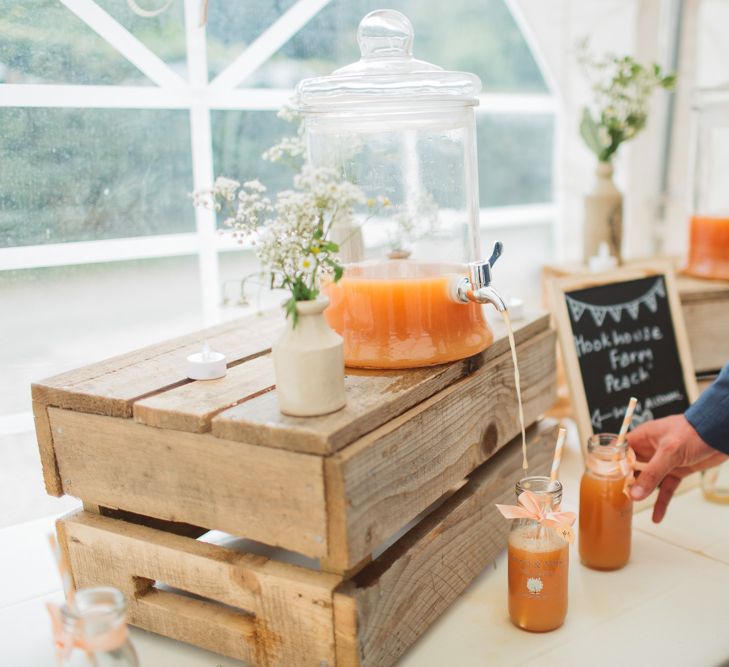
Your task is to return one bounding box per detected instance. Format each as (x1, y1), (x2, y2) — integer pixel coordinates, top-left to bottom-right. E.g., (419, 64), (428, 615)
(502, 310), (528, 470)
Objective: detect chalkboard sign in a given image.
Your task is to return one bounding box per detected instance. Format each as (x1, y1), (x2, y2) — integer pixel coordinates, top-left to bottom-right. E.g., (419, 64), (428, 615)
(550, 265), (698, 448)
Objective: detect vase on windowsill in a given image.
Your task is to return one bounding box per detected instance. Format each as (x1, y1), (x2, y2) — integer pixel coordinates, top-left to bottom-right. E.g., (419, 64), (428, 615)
(583, 160), (623, 264)
(272, 297), (346, 417)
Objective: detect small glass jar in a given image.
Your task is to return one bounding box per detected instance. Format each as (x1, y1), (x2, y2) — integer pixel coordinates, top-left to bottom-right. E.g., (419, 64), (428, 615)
(508, 476), (569, 632)
(685, 86), (729, 280)
(702, 461), (729, 504)
(579, 433), (633, 570)
(58, 587), (139, 666)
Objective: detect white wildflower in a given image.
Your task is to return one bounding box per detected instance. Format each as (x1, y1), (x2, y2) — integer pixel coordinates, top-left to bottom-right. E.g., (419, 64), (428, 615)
(213, 176), (240, 202)
(298, 254), (317, 274)
(243, 179), (266, 193)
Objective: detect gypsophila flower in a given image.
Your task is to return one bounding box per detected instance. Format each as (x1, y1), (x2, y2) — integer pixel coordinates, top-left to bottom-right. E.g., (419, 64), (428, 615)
(213, 176), (241, 202)
(243, 179), (266, 193)
(191, 102), (387, 326)
(388, 191), (439, 252)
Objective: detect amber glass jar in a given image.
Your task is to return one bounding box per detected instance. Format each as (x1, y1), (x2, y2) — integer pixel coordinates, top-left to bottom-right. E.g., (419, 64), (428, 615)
(579, 433), (633, 570)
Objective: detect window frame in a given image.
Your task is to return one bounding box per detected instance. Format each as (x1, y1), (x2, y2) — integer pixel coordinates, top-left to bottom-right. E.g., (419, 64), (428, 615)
(0, 0), (559, 328)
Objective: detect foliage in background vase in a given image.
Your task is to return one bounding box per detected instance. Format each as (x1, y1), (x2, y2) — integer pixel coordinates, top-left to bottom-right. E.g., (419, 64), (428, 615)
(577, 42), (676, 263)
(387, 191), (441, 258)
(193, 109), (387, 416)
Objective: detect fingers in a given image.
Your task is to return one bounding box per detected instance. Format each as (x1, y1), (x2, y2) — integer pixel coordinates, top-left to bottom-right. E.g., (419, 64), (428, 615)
(651, 475), (682, 523)
(630, 442), (680, 501)
(626, 420), (662, 461)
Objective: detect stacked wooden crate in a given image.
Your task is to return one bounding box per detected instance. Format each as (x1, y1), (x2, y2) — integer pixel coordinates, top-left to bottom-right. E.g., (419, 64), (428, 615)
(677, 275), (729, 387)
(33, 310), (557, 667)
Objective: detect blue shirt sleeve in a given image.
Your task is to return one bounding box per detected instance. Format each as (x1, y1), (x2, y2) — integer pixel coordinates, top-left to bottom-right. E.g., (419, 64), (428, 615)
(685, 364), (729, 455)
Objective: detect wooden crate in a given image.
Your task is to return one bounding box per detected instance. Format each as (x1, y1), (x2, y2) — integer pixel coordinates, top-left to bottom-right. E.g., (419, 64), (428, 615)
(35, 308), (557, 665)
(57, 422), (557, 667)
(542, 261), (729, 375)
(34, 310), (556, 573)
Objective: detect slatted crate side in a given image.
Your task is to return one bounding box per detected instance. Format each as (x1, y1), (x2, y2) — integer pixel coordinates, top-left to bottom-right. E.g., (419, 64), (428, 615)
(324, 329), (557, 571)
(58, 424), (555, 667)
(46, 332), (555, 569)
(58, 510), (342, 667)
(31, 310), (283, 496)
(49, 407), (330, 560)
(210, 313), (551, 455)
(682, 297), (729, 374)
(334, 421), (556, 667)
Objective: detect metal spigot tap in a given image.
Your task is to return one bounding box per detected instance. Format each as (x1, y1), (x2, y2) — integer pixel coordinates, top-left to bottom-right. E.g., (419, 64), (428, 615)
(454, 241), (507, 312)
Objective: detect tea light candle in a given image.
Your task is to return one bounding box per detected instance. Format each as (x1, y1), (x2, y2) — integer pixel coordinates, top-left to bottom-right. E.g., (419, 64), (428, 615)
(508, 297), (525, 320)
(588, 241), (618, 273)
(186, 342), (227, 380)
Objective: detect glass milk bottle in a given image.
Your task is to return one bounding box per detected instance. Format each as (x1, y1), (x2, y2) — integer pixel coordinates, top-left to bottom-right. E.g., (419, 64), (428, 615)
(507, 477), (569, 632)
(579, 433), (633, 570)
(56, 588), (139, 666)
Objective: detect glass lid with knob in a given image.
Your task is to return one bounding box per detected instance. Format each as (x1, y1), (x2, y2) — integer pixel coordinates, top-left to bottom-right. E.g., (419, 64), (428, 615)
(295, 9), (506, 369)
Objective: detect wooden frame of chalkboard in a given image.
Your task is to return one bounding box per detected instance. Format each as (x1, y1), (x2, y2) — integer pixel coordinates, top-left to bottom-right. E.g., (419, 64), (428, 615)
(549, 262), (699, 454)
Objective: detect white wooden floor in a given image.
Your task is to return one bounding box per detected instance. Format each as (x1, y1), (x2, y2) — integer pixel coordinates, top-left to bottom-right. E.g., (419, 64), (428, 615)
(1, 429), (728, 666)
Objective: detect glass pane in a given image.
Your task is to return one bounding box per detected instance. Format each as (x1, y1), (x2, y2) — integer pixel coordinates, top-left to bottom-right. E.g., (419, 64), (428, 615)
(0, 256), (204, 525)
(235, 0), (547, 93)
(0, 257), (204, 416)
(481, 222), (554, 306)
(477, 114), (554, 207)
(95, 0), (188, 80)
(212, 109), (294, 212)
(219, 248), (284, 317)
(0, 108), (195, 247)
(206, 0), (298, 81)
(0, 0), (152, 85)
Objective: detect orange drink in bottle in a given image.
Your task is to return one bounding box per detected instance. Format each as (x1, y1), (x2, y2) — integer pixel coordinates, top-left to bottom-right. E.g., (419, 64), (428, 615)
(579, 433), (633, 570)
(502, 476), (573, 632)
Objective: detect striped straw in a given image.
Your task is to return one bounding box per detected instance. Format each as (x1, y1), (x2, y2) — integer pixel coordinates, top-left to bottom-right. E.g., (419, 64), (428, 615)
(615, 396), (638, 446)
(550, 427), (568, 481)
(47, 534), (75, 604)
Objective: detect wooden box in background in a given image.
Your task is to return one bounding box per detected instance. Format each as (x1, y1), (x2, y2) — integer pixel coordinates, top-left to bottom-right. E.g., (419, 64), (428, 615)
(33, 310), (558, 666)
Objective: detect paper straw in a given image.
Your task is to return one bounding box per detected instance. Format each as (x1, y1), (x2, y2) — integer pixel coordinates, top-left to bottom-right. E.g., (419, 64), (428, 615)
(47, 534), (75, 604)
(550, 427), (567, 481)
(615, 396), (638, 446)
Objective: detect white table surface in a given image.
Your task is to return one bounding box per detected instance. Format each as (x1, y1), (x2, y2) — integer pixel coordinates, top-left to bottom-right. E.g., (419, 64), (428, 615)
(2, 430), (728, 667)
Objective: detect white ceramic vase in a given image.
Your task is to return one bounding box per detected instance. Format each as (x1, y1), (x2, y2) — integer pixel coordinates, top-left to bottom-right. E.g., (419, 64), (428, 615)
(272, 297), (346, 417)
(583, 160), (623, 263)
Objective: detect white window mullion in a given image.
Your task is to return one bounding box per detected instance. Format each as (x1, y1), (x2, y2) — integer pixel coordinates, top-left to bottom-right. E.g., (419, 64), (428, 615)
(209, 0), (333, 91)
(185, 0), (220, 326)
(0, 234), (202, 271)
(59, 0), (187, 89)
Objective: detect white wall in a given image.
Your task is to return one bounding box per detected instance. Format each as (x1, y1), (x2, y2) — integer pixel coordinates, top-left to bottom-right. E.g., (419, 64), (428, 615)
(513, 0), (713, 264)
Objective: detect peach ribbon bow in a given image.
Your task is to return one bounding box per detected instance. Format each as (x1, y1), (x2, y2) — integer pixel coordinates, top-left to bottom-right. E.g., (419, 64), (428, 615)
(621, 447), (647, 498)
(586, 446), (646, 499)
(496, 490), (577, 544)
(46, 602), (129, 664)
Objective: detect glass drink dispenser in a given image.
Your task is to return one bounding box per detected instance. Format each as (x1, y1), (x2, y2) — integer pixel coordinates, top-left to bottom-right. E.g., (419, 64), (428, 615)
(685, 86), (729, 280)
(295, 10), (505, 369)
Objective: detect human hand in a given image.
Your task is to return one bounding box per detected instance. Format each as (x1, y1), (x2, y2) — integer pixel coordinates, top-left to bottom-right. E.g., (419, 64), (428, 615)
(626, 414), (728, 522)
